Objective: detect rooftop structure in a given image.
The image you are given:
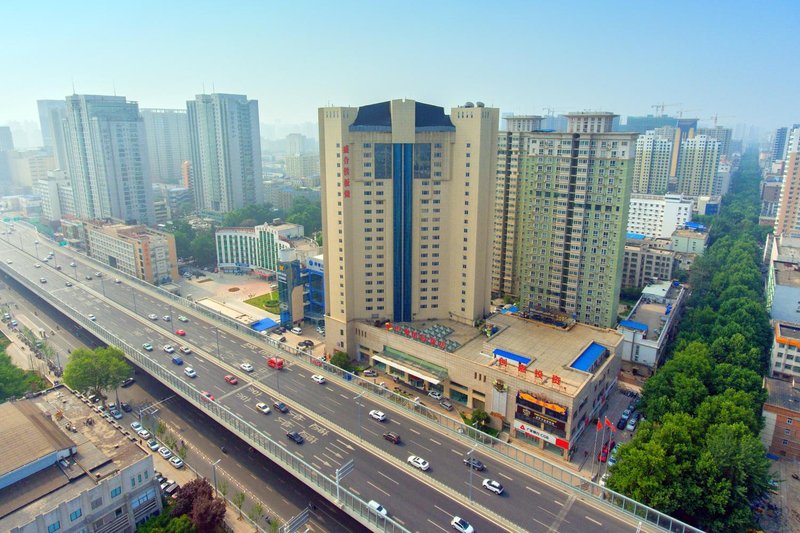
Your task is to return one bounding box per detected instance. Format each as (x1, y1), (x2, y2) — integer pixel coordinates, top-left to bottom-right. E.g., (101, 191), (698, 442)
(761, 377), (800, 460)
(0, 385), (161, 531)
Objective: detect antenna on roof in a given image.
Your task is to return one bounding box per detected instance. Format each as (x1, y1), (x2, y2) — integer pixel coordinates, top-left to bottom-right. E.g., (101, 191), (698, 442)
(72, 78), (76, 95)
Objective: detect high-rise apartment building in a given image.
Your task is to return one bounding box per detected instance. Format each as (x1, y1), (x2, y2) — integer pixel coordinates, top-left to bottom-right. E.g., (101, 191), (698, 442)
(0, 126), (14, 151)
(36, 99), (68, 169)
(141, 108), (190, 184)
(493, 115), (543, 297)
(632, 130), (674, 193)
(516, 112), (637, 328)
(676, 135), (721, 196)
(697, 126), (733, 158)
(772, 127), (790, 163)
(63, 95), (155, 224)
(187, 93), (262, 215)
(776, 127), (800, 238)
(286, 133), (307, 155)
(319, 99), (498, 354)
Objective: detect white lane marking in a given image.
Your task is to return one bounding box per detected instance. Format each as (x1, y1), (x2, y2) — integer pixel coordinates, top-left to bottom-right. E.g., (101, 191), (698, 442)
(339, 393), (349, 400)
(450, 449), (462, 456)
(498, 472), (513, 481)
(319, 404), (335, 413)
(526, 486), (541, 495)
(363, 427), (379, 437)
(367, 480), (390, 498)
(408, 427), (421, 435)
(554, 499), (564, 506)
(433, 504), (451, 516)
(429, 438), (442, 445)
(426, 519), (448, 532)
(350, 487), (360, 496)
(585, 516), (602, 526)
(377, 471), (399, 485)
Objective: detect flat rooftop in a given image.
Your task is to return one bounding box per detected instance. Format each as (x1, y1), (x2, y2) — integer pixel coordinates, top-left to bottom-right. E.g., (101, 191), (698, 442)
(771, 285), (800, 323)
(764, 377), (800, 413)
(381, 313), (622, 395)
(0, 385), (149, 526)
(673, 228), (708, 239)
(778, 322), (800, 342)
(774, 261), (800, 287)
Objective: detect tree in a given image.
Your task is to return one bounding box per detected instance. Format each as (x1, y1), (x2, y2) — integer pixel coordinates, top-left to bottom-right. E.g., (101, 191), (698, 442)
(177, 444), (189, 460)
(218, 478), (229, 499)
(232, 491), (246, 519)
(139, 511), (196, 533)
(190, 231), (217, 268)
(0, 350), (46, 401)
(471, 409), (489, 427)
(191, 494), (226, 533)
(172, 478), (213, 518)
(330, 351), (354, 372)
(696, 389), (762, 435)
(156, 420), (168, 438)
(247, 501), (265, 528)
(62, 346), (130, 398)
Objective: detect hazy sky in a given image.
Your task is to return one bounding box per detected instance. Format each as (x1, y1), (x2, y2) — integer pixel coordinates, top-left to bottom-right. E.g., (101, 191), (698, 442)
(1, 1), (798, 133)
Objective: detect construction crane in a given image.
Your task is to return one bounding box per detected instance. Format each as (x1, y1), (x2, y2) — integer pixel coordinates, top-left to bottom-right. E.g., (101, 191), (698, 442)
(706, 114), (734, 128)
(651, 102), (681, 115)
(676, 109), (698, 119)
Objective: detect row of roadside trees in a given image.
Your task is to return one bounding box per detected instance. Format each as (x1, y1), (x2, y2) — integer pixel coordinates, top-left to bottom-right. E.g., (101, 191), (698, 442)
(607, 153), (774, 532)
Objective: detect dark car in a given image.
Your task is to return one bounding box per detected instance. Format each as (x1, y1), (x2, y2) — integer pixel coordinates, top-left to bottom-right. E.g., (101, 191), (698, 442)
(120, 402), (132, 412)
(121, 378), (135, 388)
(383, 431), (401, 444)
(273, 401), (289, 413)
(616, 418), (627, 430)
(302, 339), (314, 347)
(463, 457), (486, 471)
(286, 431), (304, 444)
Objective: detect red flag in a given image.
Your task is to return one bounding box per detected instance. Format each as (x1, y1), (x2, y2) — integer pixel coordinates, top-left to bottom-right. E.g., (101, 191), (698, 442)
(605, 417), (616, 433)
(596, 419), (602, 431)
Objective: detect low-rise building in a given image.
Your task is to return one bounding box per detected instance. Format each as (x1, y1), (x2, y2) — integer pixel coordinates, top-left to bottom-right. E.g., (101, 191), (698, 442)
(771, 322), (800, 381)
(0, 386), (162, 532)
(86, 222), (179, 284)
(671, 224), (709, 254)
(215, 220), (320, 278)
(626, 193), (693, 239)
(618, 281), (686, 374)
(622, 235), (676, 288)
(353, 312), (622, 460)
(760, 377), (800, 461)
(34, 170), (74, 223)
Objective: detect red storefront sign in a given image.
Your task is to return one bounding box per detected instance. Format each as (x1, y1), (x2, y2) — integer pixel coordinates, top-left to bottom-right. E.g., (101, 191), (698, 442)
(514, 420), (570, 450)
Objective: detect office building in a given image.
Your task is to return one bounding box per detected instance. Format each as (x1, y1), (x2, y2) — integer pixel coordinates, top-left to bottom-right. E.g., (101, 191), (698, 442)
(761, 177), (783, 223)
(285, 153), (320, 179)
(620, 114), (678, 133)
(276, 253), (325, 327)
(85, 221), (179, 284)
(141, 108), (190, 184)
(622, 235), (676, 288)
(632, 130), (674, 194)
(63, 95), (155, 225)
(0, 385), (162, 532)
(35, 170), (74, 222)
(676, 135), (721, 196)
(761, 378), (800, 461)
(776, 128), (800, 238)
(187, 93), (263, 215)
(493, 115), (543, 298)
(319, 99), (499, 354)
(515, 112), (637, 328)
(697, 126), (732, 158)
(618, 281), (686, 373)
(626, 193), (693, 239)
(37, 100), (68, 169)
(215, 220), (318, 276)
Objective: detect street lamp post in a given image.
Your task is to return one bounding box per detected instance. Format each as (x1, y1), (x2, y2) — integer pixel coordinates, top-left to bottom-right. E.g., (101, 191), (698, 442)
(211, 459), (221, 496)
(466, 448), (476, 501)
(353, 392), (365, 441)
(215, 328), (221, 359)
(34, 241), (39, 259)
(100, 277), (106, 297)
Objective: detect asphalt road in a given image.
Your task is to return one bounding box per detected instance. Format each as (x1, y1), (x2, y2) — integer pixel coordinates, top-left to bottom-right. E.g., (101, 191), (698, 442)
(0, 223), (636, 533)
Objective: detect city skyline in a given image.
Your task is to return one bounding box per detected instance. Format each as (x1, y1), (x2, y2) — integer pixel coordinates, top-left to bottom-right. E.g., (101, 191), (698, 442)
(0, 1), (797, 135)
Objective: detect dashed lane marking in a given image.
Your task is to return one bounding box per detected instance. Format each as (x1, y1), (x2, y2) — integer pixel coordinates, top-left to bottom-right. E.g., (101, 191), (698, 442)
(367, 480), (390, 498)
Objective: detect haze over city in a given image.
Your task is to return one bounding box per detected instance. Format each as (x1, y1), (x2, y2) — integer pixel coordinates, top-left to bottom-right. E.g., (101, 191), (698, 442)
(1, 0), (798, 143)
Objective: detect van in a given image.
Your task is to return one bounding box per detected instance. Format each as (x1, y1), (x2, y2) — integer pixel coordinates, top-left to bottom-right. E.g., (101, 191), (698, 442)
(267, 357), (284, 369)
(291, 326), (302, 335)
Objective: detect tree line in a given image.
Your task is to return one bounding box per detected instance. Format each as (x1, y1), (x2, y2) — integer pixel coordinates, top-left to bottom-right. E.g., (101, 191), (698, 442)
(607, 153), (775, 532)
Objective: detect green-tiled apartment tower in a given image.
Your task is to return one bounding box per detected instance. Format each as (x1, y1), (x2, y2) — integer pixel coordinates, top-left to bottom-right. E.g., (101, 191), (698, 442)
(515, 113), (637, 328)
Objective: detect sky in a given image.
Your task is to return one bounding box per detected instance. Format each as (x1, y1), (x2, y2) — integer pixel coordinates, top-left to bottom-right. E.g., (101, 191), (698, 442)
(0, 0), (798, 140)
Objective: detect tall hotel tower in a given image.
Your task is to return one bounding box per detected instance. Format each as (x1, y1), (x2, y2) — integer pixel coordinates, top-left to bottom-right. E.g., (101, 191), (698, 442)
(319, 100), (499, 355)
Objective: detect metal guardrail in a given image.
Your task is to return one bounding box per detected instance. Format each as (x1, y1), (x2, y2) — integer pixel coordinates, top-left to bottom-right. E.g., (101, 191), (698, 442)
(0, 260), (409, 533)
(10, 222), (703, 533)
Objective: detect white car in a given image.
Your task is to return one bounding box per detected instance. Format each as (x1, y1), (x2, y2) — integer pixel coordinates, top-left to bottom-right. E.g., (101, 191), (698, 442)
(5, 259), (11, 264)
(368, 500), (388, 517)
(184, 367), (197, 378)
(256, 402), (271, 414)
(311, 374), (326, 384)
(482, 478), (504, 495)
(137, 429), (152, 439)
(450, 516), (474, 533)
(162, 315), (171, 322)
(147, 438), (160, 451)
(69, 261), (76, 267)
(179, 346), (192, 355)
(240, 362), (254, 372)
(87, 314), (96, 321)
(163, 345), (175, 353)
(158, 446), (172, 459)
(369, 410), (386, 422)
(407, 455), (429, 471)
(177, 315), (188, 322)
(428, 390), (443, 400)
(599, 473), (609, 487)
(130, 421), (143, 432)
(148, 314), (158, 320)
(169, 456), (184, 469)
(34, 263), (41, 268)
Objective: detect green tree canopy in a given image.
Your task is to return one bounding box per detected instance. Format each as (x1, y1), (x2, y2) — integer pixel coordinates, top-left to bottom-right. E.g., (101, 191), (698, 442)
(63, 346), (130, 397)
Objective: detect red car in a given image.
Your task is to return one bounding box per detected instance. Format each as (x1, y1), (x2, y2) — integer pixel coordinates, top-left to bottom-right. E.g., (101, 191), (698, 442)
(224, 375), (238, 385)
(598, 439), (616, 462)
(201, 391), (215, 402)
(175, 329), (186, 336)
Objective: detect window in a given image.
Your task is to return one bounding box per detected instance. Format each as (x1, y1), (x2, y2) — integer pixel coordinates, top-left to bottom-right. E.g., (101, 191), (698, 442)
(91, 498), (103, 510)
(375, 144), (393, 179)
(111, 486), (122, 498)
(788, 417), (794, 424)
(48, 522), (61, 533)
(70, 509), (82, 521)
